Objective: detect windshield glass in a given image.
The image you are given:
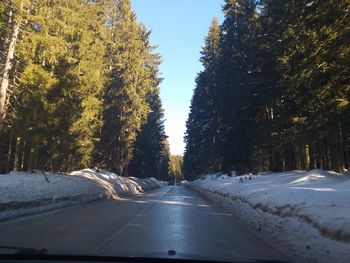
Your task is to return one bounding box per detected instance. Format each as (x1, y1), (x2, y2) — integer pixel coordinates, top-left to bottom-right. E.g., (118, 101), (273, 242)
(0, 0), (349, 262)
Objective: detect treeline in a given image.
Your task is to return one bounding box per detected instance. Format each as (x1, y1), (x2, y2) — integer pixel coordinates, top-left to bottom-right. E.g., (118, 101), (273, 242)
(184, 0), (350, 179)
(0, 0), (170, 179)
(169, 155), (183, 180)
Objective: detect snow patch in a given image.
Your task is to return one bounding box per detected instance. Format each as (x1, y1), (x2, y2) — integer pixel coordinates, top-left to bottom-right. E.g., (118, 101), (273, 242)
(0, 169), (167, 221)
(191, 170), (350, 262)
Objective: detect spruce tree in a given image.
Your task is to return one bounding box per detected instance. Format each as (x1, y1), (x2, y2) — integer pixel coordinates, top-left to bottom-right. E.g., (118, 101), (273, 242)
(99, 0), (161, 175)
(129, 90), (170, 180)
(183, 18), (221, 179)
(184, 0), (350, 176)
(215, 0), (258, 173)
(0, 0), (171, 174)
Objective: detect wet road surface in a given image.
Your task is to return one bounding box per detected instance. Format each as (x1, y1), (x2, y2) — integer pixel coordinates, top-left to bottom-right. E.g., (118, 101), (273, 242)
(0, 186), (289, 262)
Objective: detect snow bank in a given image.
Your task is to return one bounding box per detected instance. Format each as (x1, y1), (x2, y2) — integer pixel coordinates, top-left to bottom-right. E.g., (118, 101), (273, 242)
(190, 170), (350, 262)
(0, 169), (167, 221)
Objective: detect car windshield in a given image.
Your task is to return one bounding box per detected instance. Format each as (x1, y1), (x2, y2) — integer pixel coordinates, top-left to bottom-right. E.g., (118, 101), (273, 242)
(0, 0), (349, 263)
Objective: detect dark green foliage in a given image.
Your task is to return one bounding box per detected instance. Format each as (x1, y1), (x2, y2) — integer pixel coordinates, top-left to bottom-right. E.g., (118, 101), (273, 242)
(184, 0), (350, 179)
(8, 0), (108, 171)
(183, 18), (221, 180)
(215, 0), (259, 173)
(97, 1), (164, 175)
(128, 91), (170, 180)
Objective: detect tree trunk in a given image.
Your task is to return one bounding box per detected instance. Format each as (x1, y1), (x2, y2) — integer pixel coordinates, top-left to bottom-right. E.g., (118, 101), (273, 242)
(302, 144), (310, 170)
(326, 138), (332, 170)
(5, 126), (15, 173)
(13, 136), (22, 171)
(318, 141), (324, 170)
(281, 149), (286, 171)
(22, 139), (30, 171)
(309, 143), (316, 169)
(28, 147), (36, 172)
(337, 122), (346, 173)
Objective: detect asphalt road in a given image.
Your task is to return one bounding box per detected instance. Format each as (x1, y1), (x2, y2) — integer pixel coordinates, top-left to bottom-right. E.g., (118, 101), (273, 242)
(0, 186), (289, 262)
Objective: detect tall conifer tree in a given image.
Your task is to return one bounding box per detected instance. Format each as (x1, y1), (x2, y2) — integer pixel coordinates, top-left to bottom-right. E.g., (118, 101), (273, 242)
(184, 18), (221, 179)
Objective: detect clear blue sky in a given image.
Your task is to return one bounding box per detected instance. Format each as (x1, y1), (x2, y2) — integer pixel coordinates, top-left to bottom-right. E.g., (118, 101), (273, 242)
(132, 0), (224, 155)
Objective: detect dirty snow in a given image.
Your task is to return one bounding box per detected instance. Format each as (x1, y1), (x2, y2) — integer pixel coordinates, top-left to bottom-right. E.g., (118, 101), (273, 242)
(191, 170), (350, 262)
(0, 169), (167, 221)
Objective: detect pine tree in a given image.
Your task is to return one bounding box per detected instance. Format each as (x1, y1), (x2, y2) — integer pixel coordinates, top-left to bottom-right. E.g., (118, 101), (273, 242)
(215, 0), (258, 173)
(184, 0), (350, 176)
(277, 0), (350, 172)
(2, 0), (108, 172)
(99, 0), (161, 175)
(183, 18), (221, 179)
(128, 32), (170, 180)
(1, 0), (170, 175)
(0, 0), (29, 126)
(0, 0), (31, 173)
(129, 91), (170, 180)
(18, 0), (107, 171)
(250, 0), (292, 172)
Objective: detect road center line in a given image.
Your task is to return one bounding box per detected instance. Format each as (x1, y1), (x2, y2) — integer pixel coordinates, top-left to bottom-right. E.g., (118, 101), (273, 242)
(98, 192), (166, 251)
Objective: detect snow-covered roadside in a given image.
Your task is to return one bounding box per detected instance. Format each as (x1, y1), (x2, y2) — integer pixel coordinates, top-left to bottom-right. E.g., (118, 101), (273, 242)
(190, 170), (350, 262)
(0, 169), (167, 221)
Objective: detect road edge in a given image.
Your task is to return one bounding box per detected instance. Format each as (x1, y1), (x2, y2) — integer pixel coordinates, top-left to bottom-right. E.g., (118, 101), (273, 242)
(186, 184), (350, 263)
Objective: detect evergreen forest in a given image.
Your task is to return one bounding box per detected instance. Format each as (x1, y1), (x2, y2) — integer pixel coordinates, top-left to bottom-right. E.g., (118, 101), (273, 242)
(0, 0), (170, 179)
(184, 0), (350, 179)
